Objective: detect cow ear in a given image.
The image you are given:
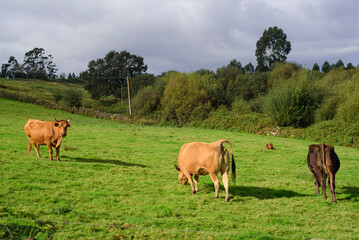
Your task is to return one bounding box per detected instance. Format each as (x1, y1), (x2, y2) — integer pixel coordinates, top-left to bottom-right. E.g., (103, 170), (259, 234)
(174, 165), (180, 172)
(54, 122), (59, 127)
(67, 123), (72, 127)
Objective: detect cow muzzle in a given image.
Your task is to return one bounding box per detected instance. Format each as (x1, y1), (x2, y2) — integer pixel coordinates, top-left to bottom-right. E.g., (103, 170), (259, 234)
(61, 133), (67, 137)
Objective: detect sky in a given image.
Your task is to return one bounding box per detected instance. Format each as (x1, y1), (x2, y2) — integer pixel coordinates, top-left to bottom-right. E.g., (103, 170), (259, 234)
(1, 0), (358, 76)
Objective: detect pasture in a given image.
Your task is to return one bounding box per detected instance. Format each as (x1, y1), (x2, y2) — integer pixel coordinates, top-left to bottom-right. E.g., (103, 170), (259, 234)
(0, 97), (358, 239)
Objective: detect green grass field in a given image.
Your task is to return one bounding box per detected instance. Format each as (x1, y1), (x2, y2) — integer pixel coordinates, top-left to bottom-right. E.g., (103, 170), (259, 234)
(1, 97), (359, 239)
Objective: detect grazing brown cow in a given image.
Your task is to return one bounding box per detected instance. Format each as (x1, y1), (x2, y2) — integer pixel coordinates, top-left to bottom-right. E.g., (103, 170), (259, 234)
(174, 139), (236, 202)
(265, 143), (274, 150)
(307, 143), (340, 203)
(24, 118), (72, 161)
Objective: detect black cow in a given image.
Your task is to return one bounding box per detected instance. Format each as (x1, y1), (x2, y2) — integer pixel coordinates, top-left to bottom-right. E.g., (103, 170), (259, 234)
(307, 143), (340, 203)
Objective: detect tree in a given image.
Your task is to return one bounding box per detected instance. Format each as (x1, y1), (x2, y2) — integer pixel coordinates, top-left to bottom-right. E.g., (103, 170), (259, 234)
(83, 50), (148, 100)
(255, 26), (291, 72)
(1, 56), (24, 78)
(335, 59), (344, 69)
(244, 62), (255, 74)
(22, 48), (58, 79)
(216, 59), (244, 102)
(346, 62), (355, 70)
(321, 61), (331, 74)
(312, 63), (320, 71)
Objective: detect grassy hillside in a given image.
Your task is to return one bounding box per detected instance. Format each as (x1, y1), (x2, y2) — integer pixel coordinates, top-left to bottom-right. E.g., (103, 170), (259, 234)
(0, 98), (359, 239)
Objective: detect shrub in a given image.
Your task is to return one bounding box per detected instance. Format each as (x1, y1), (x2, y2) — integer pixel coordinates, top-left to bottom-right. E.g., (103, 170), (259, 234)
(268, 62), (301, 88)
(159, 72), (212, 126)
(53, 92), (62, 103)
(264, 73), (320, 128)
(231, 97), (252, 115)
(336, 93), (359, 123)
(132, 86), (159, 116)
(314, 96), (339, 122)
(62, 89), (83, 107)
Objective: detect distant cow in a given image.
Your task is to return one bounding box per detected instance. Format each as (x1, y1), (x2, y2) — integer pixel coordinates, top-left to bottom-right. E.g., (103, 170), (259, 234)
(24, 118), (72, 161)
(174, 139), (236, 202)
(307, 143), (340, 203)
(265, 143), (274, 150)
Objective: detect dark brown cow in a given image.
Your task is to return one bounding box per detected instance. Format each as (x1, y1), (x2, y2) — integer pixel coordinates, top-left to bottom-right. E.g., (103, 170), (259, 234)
(307, 143), (340, 203)
(24, 118), (72, 161)
(174, 139), (236, 202)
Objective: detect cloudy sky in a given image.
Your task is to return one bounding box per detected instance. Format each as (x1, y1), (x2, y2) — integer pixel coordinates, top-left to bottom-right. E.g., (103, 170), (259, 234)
(1, 0), (358, 76)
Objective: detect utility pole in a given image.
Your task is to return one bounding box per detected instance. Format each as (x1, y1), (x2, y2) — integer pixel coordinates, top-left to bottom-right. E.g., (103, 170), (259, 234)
(127, 75), (132, 115)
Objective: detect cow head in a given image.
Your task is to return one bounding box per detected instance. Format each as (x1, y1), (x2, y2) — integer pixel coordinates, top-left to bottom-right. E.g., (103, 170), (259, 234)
(174, 165), (188, 185)
(54, 118), (72, 137)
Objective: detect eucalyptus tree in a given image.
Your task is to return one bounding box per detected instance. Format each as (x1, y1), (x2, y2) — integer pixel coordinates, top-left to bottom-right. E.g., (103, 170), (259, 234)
(255, 26), (291, 72)
(22, 47), (58, 79)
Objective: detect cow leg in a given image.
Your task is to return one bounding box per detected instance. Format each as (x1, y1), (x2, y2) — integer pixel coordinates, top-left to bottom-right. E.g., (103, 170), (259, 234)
(209, 173), (220, 199)
(56, 146), (60, 161)
(314, 177), (320, 194)
(329, 174), (337, 203)
(221, 171), (229, 202)
(33, 143), (41, 158)
(27, 139), (32, 154)
(321, 173), (327, 200)
(194, 175), (199, 192)
(183, 171), (196, 194)
(46, 143), (54, 161)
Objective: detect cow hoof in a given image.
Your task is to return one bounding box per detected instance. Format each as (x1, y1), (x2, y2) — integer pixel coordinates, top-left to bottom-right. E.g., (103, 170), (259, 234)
(192, 191), (196, 194)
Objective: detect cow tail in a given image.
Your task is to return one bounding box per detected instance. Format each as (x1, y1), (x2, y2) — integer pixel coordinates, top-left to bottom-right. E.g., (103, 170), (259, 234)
(321, 143), (329, 175)
(220, 140), (236, 184)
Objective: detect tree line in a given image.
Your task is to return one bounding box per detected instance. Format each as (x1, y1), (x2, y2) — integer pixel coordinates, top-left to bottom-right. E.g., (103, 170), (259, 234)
(1, 26), (358, 130)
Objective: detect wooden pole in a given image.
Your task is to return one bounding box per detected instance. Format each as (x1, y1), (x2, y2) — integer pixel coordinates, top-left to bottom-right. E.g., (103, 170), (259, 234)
(127, 75), (132, 115)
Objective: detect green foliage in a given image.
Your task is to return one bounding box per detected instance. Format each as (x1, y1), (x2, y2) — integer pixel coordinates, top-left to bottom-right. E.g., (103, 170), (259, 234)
(23, 47), (58, 79)
(159, 72), (212, 126)
(133, 85), (159, 116)
(312, 63), (320, 71)
(216, 61), (243, 99)
(264, 72), (320, 127)
(336, 92), (359, 123)
(83, 50), (148, 100)
(197, 71), (226, 107)
(61, 89), (83, 108)
(314, 96), (339, 122)
(130, 73), (155, 97)
(231, 97), (252, 115)
(53, 91), (63, 103)
(255, 26), (291, 72)
(268, 62), (301, 88)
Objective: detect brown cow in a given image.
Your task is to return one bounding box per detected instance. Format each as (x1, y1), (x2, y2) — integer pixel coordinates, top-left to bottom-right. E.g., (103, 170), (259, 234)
(174, 139), (236, 202)
(265, 143), (274, 150)
(307, 143), (340, 203)
(24, 118), (72, 161)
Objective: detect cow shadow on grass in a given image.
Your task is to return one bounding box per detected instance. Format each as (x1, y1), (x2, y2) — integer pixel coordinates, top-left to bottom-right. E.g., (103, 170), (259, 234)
(231, 186), (309, 200)
(64, 156), (147, 168)
(202, 183), (308, 200)
(339, 186), (359, 202)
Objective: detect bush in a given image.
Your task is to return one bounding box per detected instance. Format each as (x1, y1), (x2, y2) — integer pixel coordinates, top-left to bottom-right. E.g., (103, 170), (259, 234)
(159, 73), (212, 126)
(264, 72), (320, 128)
(53, 92), (62, 103)
(62, 89), (83, 107)
(231, 97), (252, 114)
(314, 96), (339, 122)
(132, 86), (159, 116)
(336, 93), (359, 123)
